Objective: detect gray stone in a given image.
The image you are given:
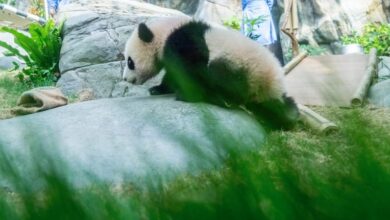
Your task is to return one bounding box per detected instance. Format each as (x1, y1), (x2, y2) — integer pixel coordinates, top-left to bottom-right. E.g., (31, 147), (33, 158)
(143, 0), (201, 14)
(278, 0), (353, 48)
(111, 81), (150, 98)
(277, 0), (389, 55)
(57, 61), (123, 98)
(378, 56), (390, 82)
(368, 79), (390, 107)
(384, 0), (390, 21)
(57, 0), (185, 98)
(0, 96), (265, 189)
(60, 31), (119, 72)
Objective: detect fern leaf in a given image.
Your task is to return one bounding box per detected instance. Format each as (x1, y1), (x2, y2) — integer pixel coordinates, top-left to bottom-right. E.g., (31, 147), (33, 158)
(0, 41), (31, 65)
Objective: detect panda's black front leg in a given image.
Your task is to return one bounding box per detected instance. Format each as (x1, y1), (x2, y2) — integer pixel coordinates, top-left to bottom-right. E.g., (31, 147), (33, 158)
(149, 74), (174, 95)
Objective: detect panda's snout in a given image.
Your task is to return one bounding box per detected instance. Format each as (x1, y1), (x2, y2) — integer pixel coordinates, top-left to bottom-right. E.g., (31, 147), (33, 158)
(124, 76), (136, 84)
(123, 72), (137, 84)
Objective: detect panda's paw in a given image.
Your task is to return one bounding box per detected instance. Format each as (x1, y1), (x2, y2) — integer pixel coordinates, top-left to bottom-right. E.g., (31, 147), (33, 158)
(148, 87), (161, 95)
(149, 85), (170, 95)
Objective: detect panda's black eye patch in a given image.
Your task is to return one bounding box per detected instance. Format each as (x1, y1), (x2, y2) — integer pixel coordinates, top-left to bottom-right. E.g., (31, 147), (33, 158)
(127, 57), (135, 70)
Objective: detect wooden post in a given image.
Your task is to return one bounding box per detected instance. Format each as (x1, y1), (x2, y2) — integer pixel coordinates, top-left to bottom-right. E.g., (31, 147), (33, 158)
(283, 51), (308, 75)
(281, 0), (299, 57)
(298, 104), (338, 134)
(351, 48), (377, 107)
(282, 52), (337, 134)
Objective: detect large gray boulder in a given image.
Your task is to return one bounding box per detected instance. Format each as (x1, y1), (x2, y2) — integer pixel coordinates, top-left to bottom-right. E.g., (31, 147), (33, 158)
(378, 56), (390, 82)
(384, 0), (390, 20)
(142, 0), (201, 14)
(0, 96), (265, 190)
(368, 57), (390, 107)
(276, 0), (389, 54)
(56, 0), (185, 99)
(368, 79), (390, 107)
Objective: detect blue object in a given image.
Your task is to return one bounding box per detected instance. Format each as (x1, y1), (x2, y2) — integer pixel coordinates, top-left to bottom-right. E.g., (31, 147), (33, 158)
(242, 0), (277, 45)
(48, 0), (60, 11)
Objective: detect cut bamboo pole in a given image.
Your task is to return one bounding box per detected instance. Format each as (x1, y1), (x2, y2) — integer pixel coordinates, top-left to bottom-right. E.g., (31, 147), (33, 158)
(298, 104), (338, 134)
(283, 51), (308, 75)
(282, 50), (337, 134)
(351, 48), (377, 107)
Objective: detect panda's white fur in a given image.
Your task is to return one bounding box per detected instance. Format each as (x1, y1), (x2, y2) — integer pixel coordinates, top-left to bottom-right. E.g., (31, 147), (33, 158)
(204, 27), (285, 103)
(123, 16), (298, 128)
(123, 16), (284, 103)
(123, 15), (191, 84)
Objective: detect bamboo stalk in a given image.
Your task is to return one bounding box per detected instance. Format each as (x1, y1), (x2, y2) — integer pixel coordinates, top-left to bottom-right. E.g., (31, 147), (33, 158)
(351, 48), (377, 107)
(283, 51), (308, 75)
(298, 104), (338, 134)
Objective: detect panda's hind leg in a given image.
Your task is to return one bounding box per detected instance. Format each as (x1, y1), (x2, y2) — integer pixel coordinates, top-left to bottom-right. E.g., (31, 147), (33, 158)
(149, 74), (175, 95)
(246, 94), (300, 130)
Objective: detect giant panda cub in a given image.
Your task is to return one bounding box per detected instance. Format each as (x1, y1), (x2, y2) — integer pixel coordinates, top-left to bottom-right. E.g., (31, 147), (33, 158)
(123, 16), (299, 129)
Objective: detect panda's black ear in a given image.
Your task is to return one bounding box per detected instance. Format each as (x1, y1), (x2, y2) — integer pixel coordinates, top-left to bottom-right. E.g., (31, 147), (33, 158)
(138, 23), (154, 43)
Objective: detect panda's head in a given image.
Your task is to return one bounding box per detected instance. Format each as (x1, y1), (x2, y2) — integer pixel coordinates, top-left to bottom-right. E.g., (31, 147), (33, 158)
(123, 16), (191, 84)
(122, 23), (162, 84)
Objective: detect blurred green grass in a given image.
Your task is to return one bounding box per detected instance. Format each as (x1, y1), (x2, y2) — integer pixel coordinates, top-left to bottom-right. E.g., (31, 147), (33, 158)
(1, 106), (390, 220)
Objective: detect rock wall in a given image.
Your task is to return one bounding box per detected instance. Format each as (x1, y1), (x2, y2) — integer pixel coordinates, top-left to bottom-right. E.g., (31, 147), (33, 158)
(383, 0), (390, 19)
(56, 0), (184, 98)
(276, 0), (389, 51)
(142, 0), (201, 14)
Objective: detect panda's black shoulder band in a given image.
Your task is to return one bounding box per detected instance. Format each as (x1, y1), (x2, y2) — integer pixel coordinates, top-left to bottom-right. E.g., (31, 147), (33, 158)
(138, 23), (154, 43)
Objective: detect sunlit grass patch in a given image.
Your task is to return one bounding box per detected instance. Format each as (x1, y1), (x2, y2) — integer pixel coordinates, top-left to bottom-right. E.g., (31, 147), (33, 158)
(0, 71), (31, 119)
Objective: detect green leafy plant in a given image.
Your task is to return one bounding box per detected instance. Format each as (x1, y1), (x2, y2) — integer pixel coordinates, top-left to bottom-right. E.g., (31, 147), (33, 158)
(0, 0), (17, 6)
(299, 44), (327, 56)
(223, 16), (241, 31)
(285, 44), (327, 62)
(243, 15), (267, 41)
(29, 0), (45, 17)
(223, 15), (267, 41)
(341, 23), (390, 56)
(0, 19), (63, 86)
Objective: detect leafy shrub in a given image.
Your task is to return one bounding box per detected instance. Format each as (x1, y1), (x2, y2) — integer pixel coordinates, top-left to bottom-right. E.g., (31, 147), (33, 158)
(285, 44), (327, 62)
(0, 19), (63, 86)
(29, 0), (45, 17)
(223, 15), (267, 41)
(223, 16), (241, 31)
(341, 23), (390, 56)
(243, 15), (267, 41)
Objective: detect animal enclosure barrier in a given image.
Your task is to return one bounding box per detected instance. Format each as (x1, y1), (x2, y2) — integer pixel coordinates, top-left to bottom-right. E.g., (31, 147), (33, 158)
(283, 49), (378, 133)
(0, 3), (46, 29)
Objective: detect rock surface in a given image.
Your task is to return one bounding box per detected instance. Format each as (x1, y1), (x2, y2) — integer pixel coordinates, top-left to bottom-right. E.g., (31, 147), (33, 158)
(277, 0), (389, 55)
(377, 57), (390, 82)
(56, 0), (185, 98)
(368, 79), (390, 107)
(367, 57), (390, 107)
(142, 0), (201, 14)
(0, 96), (265, 189)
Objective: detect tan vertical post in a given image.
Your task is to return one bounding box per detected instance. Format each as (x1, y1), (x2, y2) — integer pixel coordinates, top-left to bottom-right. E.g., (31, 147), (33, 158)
(281, 0), (299, 57)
